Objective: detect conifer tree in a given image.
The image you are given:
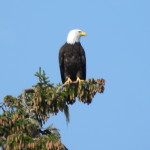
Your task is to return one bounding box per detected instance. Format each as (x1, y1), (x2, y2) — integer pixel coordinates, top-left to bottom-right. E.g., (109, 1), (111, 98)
(0, 68), (105, 150)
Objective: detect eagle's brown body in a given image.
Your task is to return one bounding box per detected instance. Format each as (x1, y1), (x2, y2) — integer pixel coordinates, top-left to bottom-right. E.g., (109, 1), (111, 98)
(59, 42), (86, 83)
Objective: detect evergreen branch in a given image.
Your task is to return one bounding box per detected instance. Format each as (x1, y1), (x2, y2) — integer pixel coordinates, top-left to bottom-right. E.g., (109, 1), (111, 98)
(0, 68), (105, 150)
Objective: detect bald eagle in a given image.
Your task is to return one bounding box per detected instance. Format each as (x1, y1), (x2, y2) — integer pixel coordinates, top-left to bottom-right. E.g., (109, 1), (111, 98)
(59, 29), (87, 84)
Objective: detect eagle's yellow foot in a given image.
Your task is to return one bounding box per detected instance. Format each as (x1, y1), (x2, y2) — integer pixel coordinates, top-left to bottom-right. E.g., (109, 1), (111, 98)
(64, 78), (72, 84)
(76, 77), (84, 83)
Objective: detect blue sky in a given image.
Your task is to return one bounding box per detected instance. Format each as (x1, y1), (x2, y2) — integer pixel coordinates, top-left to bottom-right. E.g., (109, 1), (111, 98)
(0, 0), (150, 150)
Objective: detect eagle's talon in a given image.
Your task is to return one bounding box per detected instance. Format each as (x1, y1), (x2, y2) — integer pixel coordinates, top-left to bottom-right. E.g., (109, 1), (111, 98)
(64, 78), (72, 84)
(76, 77), (84, 83)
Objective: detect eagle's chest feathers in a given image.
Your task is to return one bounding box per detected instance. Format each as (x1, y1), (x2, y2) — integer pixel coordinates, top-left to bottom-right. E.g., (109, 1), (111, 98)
(64, 48), (81, 66)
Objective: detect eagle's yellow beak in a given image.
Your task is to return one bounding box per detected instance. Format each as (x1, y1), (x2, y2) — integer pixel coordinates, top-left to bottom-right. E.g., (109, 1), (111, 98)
(79, 31), (87, 36)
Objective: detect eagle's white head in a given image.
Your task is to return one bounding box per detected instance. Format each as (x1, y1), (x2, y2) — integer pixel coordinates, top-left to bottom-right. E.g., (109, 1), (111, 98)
(67, 29), (87, 44)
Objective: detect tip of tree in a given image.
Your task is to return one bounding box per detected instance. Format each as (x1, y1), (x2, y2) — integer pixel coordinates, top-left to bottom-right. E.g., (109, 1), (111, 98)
(0, 68), (105, 150)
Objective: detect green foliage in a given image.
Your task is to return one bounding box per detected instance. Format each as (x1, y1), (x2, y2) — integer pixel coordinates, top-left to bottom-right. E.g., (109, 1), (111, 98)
(0, 68), (105, 150)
